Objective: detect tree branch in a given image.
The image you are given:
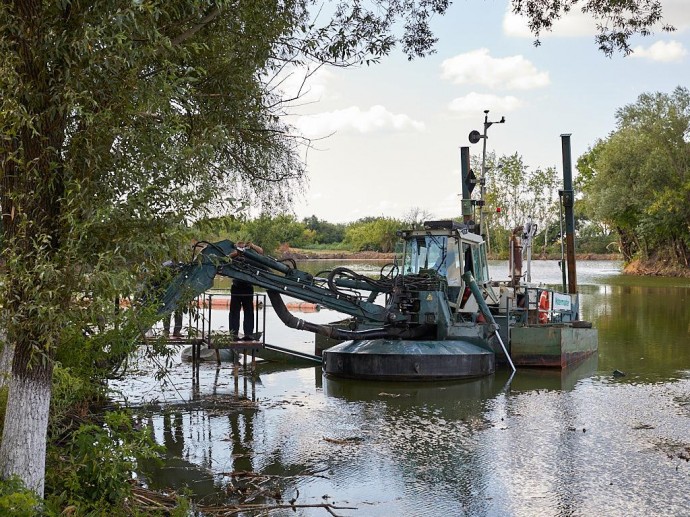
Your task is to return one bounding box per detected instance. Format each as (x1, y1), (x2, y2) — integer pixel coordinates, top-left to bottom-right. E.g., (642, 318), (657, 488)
(171, 6), (220, 46)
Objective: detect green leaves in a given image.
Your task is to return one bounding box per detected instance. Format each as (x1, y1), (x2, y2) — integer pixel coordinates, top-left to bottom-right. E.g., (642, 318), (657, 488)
(578, 86), (690, 262)
(0, 476), (41, 517)
(303, 0), (451, 63)
(345, 217), (402, 252)
(511, 0), (673, 56)
(46, 410), (162, 510)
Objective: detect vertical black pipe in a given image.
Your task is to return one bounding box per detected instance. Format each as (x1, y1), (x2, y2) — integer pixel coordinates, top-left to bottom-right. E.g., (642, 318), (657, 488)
(461, 146), (471, 200)
(558, 195), (567, 292)
(560, 134), (577, 294)
(460, 146), (473, 227)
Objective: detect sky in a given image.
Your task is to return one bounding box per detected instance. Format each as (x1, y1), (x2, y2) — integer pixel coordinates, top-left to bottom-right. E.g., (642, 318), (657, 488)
(281, 0), (690, 224)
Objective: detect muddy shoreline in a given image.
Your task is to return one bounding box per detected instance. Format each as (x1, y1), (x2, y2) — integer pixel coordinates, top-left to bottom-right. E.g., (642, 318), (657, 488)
(623, 257), (690, 277)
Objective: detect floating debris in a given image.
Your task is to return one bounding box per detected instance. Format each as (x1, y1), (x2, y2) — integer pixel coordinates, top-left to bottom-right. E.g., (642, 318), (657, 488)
(323, 436), (364, 445)
(379, 392), (401, 397)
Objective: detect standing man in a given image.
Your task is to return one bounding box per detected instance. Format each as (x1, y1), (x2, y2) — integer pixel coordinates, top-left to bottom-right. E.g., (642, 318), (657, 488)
(230, 241), (264, 341)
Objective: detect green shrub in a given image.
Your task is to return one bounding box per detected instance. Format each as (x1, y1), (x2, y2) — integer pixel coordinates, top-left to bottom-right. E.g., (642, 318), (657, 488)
(45, 411), (162, 515)
(0, 477), (42, 517)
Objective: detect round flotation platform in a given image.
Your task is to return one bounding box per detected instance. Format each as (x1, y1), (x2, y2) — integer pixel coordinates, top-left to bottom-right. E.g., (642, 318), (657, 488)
(322, 339), (495, 381)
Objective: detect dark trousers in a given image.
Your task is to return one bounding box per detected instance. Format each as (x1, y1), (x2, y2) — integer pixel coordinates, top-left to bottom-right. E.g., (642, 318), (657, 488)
(163, 310), (184, 336)
(230, 290), (254, 337)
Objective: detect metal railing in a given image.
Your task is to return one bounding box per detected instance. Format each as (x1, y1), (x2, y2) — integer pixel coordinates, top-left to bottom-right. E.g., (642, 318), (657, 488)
(508, 287), (579, 327)
(190, 290), (267, 347)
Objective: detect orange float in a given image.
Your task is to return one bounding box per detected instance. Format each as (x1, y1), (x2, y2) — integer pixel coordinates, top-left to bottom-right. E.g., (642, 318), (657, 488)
(538, 290), (550, 324)
(200, 297), (319, 312)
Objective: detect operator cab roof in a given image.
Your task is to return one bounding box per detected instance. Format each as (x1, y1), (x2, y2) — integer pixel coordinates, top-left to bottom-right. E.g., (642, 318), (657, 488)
(397, 220), (482, 244)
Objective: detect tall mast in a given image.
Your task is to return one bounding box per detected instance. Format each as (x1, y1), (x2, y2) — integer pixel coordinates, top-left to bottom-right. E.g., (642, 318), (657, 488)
(468, 110), (505, 237)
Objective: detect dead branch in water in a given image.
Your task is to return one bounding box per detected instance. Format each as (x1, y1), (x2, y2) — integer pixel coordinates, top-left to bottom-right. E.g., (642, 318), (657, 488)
(129, 465), (350, 515)
(200, 502), (357, 516)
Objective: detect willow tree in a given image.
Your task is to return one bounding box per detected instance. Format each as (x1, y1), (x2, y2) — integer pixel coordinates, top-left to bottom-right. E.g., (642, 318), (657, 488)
(577, 87), (690, 264)
(0, 1), (300, 495)
(0, 0), (674, 498)
(0, 0), (460, 498)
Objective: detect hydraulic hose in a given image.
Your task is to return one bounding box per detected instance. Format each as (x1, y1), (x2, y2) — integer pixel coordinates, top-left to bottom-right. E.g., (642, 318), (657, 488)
(461, 272), (516, 372)
(266, 290), (430, 341)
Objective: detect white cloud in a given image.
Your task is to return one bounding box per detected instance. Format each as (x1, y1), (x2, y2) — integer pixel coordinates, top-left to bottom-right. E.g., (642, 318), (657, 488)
(375, 199), (400, 215)
(503, 6), (596, 39)
(631, 40), (687, 62)
(662, 0), (690, 31)
(448, 92), (524, 118)
(441, 48), (549, 90)
(294, 105), (426, 138)
(503, 0), (690, 40)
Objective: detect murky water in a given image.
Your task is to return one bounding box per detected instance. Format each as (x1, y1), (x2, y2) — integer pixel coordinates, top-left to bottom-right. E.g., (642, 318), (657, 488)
(110, 260), (690, 516)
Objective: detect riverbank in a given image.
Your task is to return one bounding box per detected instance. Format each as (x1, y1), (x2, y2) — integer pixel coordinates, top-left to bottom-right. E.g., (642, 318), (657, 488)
(281, 249), (690, 277)
(624, 257), (690, 278)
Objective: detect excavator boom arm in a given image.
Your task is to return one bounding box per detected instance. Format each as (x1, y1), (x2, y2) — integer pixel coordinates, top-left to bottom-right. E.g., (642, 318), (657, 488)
(160, 240), (407, 324)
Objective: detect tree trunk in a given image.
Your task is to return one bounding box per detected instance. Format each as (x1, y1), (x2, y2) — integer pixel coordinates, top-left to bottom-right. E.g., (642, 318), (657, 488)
(617, 226), (637, 262)
(0, 131), (18, 393)
(0, 2), (66, 496)
(0, 349), (52, 497)
(0, 330), (12, 390)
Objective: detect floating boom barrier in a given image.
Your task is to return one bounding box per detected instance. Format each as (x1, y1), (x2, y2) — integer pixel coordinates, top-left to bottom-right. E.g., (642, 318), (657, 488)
(199, 297), (320, 312)
(118, 297), (320, 312)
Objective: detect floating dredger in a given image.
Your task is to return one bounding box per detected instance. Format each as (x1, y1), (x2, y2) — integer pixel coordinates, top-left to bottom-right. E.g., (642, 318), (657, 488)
(161, 113), (597, 380)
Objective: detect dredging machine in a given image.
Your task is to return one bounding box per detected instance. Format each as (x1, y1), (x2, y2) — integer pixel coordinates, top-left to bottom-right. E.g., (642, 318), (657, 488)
(160, 219), (505, 380)
(159, 115), (597, 380)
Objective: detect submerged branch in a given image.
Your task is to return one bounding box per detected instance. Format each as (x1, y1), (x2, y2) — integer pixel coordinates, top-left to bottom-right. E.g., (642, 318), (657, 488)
(130, 483), (357, 516)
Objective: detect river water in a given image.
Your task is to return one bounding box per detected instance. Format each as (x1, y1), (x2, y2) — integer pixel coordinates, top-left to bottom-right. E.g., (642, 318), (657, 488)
(110, 260), (690, 516)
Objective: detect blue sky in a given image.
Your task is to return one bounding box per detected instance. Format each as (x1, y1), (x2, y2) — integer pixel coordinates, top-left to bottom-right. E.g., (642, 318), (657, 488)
(282, 0), (690, 223)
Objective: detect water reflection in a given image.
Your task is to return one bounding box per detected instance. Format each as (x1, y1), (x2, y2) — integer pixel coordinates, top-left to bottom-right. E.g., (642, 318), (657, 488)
(136, 364), (330, 509)
(586, 282), (690, 382)
(318, 361), (598, 516)
(141, 410), (219, 503)
(131, 360), (689, 516)
(509, 354), (599, 392)
(117, 260), (690, 515)
(325, 372), (505, 400)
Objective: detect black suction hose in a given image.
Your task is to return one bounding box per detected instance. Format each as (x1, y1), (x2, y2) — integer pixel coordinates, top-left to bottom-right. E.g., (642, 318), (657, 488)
(266, 290), (430, 341)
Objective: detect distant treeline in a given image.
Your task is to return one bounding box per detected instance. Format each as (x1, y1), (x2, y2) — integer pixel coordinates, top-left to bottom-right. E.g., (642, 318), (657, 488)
(194, 214), (405, 255)
(193, 211), (615, 259)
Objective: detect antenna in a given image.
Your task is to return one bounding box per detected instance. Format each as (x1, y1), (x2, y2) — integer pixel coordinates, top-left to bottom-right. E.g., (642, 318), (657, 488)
(468, 110), (505, 239)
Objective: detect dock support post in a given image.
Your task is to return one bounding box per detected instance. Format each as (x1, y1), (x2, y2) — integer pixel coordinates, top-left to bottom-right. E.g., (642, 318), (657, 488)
(233, 363), (239, 394)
